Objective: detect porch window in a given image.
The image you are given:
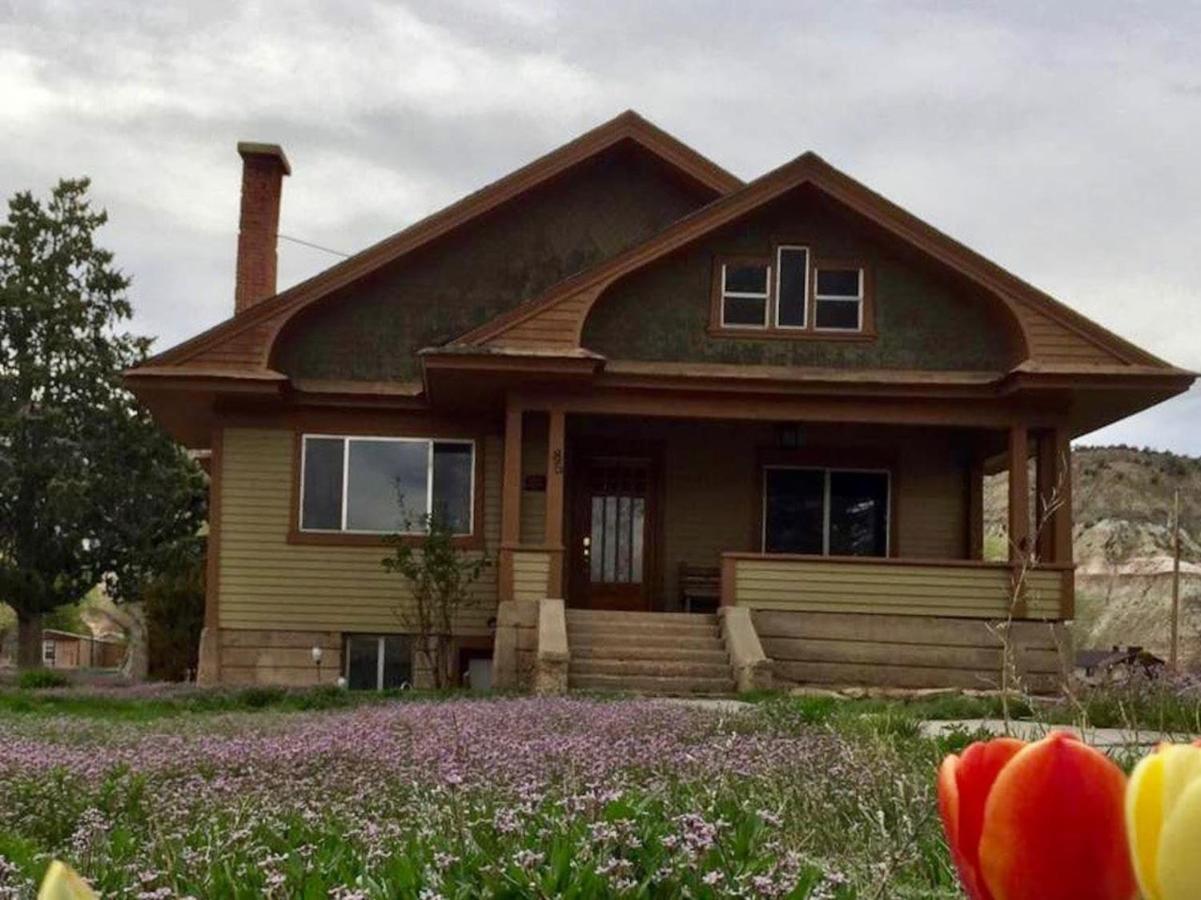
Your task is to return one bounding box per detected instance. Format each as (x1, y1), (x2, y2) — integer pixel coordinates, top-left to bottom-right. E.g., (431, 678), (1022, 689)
(344, 634), (412, 690)
(719, 261), (771, 327)
(300, 435), (475, 534)
(813, 267), (864, 331)
(763, 467), (889, 556)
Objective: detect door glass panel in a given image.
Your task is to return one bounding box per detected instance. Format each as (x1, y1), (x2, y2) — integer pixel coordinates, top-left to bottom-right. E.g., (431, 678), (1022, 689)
(764, 468), (825, 554)
(829, 472), (889, 557)
(589, 496), (604, 582)
(346, 635), (379, 690)
(616, 496), (631, 582)
(586, 461), (648, 586)
(630, 499), (645, 584)
(603, 495), (618, 581)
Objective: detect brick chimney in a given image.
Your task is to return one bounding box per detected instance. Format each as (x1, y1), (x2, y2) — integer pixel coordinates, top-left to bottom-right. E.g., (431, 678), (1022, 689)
(234, 142), (290, 313)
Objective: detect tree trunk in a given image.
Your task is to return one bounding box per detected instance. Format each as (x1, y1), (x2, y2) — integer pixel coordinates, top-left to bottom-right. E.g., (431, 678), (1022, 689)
(109, 602), (148, 681)
(16, 611), (44, 669)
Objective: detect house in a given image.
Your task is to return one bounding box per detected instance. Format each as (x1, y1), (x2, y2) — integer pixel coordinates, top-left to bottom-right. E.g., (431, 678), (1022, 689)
(126, 111), (1194, 694)
(40, 629), (126, 671)
(1074, 646), (1166, 684)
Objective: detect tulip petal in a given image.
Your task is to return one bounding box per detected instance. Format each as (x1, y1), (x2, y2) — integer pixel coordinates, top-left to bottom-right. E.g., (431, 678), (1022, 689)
(1160, 744), (1201, 825)
(938, 738), (1025, 900)
(1126, 750), (1166, 900)
(979, 732), (1135, 900)
(1158, 776), (1201, 900)
(38, 861), (97, 900)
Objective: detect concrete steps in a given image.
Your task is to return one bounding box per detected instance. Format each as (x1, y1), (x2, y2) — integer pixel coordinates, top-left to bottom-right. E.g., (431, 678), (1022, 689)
(565, 609), (735, 695)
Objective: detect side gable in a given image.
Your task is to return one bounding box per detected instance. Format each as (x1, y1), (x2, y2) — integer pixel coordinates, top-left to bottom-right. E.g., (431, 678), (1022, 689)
(139, 111), (741, 375)
(463, 152), (1164, 371)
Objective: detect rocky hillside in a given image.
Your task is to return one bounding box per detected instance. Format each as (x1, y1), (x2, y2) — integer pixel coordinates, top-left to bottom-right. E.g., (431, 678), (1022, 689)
(985, 446), (1201, 666)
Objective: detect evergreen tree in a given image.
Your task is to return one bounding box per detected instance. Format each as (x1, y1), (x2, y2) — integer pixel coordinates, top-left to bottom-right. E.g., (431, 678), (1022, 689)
(0, 178), (205, 667)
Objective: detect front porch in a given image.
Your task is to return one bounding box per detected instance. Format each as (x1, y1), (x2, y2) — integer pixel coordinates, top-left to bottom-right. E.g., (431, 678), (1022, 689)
(493, 402), (1076, 694)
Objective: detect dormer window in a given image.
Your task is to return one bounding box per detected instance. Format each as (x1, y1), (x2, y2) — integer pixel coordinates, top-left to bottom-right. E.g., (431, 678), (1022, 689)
(710, 247), (873, 339)
(814, 267), (864, 331)
(719, 260), (770, 327)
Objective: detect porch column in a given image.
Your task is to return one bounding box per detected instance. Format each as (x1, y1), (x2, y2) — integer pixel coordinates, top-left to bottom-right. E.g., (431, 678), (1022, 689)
(499, 400), (523, 602)
(1007, 424), (1030, 562)
(544, 408), (566, 598)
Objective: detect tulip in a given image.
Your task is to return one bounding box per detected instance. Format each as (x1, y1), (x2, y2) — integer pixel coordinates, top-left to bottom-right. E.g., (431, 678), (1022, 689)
(37, 861), (97, 900)
(1125, 741), (1201, 900)
(938, 732), (1136, 900)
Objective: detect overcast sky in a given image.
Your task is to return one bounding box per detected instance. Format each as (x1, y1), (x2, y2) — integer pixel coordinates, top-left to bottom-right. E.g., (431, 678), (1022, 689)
(2, 1), (1198, 451)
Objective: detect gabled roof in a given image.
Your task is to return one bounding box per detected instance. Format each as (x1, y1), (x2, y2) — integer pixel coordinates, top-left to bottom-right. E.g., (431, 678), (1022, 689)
(458, 151), (1169, 369)
(141, 110), (742, 370)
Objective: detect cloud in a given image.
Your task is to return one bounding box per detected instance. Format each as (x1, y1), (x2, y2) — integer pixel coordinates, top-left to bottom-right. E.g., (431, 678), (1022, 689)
(1, 0), (1197, 450)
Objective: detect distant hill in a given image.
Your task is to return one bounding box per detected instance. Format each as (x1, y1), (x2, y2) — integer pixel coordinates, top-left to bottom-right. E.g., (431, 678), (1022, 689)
(985, 446), (1201, 667)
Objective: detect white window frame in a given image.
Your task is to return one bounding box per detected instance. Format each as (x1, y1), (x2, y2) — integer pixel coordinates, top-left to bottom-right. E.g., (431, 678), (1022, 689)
(813, 267), (865, 332)
(42, 639), (56, 666)
(761, 465), (891, 556)
(299, 434), (476, 535)
(774, 245), (810, 329)
(719, 261), (771, 329)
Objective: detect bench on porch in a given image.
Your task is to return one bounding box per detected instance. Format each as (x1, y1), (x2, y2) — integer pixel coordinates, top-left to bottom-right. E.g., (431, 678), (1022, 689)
(679, 563), (721, 613)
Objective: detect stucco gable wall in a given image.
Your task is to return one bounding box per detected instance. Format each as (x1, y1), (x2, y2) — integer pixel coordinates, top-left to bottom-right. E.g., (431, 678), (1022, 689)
(580, 188), (1023, 371)
(269, 144), (716, 381)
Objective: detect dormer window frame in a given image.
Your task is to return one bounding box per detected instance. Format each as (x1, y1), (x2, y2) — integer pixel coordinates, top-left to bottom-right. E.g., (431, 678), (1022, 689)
(709, 242), (876, 341)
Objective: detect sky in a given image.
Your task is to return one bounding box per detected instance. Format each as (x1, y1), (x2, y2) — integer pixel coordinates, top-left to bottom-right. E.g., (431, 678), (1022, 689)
(2, 0), (1199, 452)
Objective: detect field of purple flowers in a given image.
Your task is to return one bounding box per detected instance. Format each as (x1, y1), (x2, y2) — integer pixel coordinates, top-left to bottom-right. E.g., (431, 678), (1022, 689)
(0, 696), (960, 898)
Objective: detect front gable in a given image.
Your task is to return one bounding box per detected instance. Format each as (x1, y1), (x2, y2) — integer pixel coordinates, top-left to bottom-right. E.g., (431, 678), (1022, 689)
(138, 111), (740, 378)
(581, 184), (1021, 372)
(273, 142), (719, 381)
(468, 153), (1160, 373)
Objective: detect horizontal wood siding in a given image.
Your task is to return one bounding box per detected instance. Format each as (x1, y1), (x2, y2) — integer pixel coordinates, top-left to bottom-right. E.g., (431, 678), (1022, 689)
(520, 414), (548, 544)
(895, 435), (967, 558)
(732, 557), (1064, 620)
(489, 292), (592, 350)
(754, 609), (1069, 691)
(218, 428), (500, 633)
(512, 551), (551, 602)
(1015, 305), (1123, 366)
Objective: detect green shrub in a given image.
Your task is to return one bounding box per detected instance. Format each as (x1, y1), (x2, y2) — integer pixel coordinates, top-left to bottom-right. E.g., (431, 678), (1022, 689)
(17, 669), (70, 689)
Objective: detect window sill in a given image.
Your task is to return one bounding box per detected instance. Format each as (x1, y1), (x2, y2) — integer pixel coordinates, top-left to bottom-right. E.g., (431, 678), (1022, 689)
(706, 326), (877, 342)
(287, 529), (485, 551)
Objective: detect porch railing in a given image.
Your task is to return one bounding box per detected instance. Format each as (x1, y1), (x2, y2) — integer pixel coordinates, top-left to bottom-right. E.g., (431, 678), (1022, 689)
(720, 553), (1073, 621)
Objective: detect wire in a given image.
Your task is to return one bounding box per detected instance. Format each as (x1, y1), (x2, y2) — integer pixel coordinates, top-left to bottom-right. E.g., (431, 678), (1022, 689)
(277, 233), (351, 258)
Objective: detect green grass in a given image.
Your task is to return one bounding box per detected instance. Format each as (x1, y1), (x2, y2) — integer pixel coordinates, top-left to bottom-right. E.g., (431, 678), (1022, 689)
(0, 684), (482, 722)
(749, 682), (1201, 735)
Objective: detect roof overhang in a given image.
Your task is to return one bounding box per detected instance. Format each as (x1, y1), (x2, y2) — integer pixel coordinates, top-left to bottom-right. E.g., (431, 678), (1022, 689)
(124, 366), (288, 448)
(419, 346), (604, 410)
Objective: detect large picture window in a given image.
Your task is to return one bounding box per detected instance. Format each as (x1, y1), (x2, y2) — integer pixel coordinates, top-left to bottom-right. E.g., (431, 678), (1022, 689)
(763, 467), (889, 557)
(300, 435), (475, 535)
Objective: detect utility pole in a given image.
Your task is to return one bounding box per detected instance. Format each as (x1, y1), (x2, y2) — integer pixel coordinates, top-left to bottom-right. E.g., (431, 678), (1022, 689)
(1171, 489), (1181, 673)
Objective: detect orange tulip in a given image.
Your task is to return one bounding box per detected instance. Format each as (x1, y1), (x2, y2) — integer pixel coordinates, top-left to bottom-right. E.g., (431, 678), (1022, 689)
(938, 732), (1136, 900)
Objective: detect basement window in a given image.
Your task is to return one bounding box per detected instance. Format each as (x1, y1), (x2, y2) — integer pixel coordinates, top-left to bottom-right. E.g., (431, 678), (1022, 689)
(813, 267), (864, 331)
(300, 435), (475, 534)
(763, 467), (889, 557)
(345, 634), (412, 690)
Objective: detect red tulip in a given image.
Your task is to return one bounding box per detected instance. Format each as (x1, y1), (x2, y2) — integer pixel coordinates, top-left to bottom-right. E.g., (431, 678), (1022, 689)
(938, 732), (1136, 900)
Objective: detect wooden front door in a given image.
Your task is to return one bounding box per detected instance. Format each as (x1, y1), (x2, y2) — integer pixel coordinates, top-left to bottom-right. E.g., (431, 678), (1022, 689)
(570, 450), (658, 610)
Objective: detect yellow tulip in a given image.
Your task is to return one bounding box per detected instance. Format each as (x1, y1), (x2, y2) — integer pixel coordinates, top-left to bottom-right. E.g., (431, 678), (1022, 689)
(37, 861), (97, 900)
(1126, 741), (1201, 900)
